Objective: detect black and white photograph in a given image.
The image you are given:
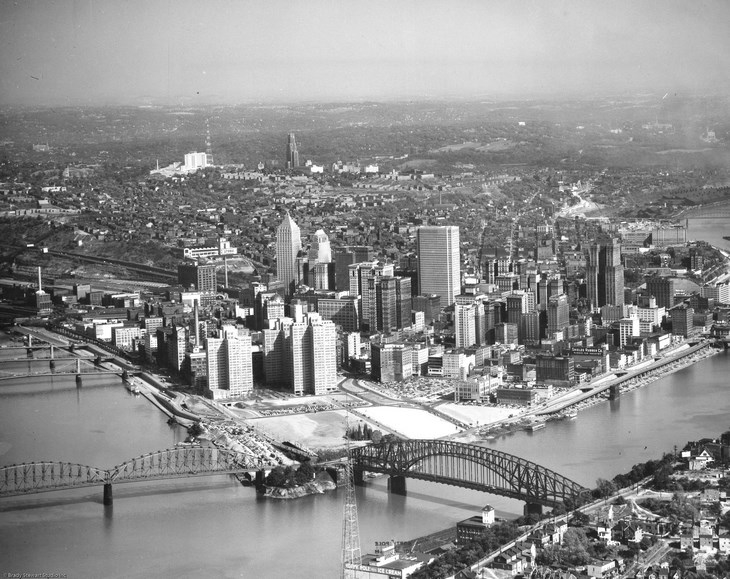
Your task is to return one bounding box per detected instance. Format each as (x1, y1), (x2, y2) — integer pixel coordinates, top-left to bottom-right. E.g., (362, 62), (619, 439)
(1, 1), (730, 577)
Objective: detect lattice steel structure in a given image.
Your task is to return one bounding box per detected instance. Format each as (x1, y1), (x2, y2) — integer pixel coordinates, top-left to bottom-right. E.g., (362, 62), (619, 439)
(340, 458), (361, 579)
(0, 446), (273, 497)
(351, 440), (588, 508)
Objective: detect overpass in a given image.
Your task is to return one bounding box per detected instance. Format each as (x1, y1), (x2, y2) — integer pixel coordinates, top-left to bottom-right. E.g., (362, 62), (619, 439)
(351, 440), (589, 514)
(536, 340), (714, 415)
(0, 445), (279, 506)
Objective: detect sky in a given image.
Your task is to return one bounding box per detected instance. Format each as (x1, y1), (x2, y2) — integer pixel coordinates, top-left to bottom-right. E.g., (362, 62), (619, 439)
(1, 0), (729, 106)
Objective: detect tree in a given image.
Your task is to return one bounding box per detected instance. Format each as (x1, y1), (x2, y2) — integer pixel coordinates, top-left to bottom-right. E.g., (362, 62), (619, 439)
(595, 478), (617, 498)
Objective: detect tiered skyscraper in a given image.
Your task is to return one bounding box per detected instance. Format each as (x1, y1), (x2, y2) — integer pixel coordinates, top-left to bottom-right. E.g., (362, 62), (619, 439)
(276, 213), (302, 295)
(286, 132), (299, 169)
(586, 239), (624, 309)
(416, 225), (461, 307)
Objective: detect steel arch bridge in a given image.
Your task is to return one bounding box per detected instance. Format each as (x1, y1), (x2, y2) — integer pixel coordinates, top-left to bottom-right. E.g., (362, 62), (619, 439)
(351, 440), (589, 508)
(0, 446), (275, 499)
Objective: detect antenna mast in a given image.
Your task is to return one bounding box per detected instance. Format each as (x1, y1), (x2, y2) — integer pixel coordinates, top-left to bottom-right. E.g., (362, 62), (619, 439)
(341, 393), (361, 578)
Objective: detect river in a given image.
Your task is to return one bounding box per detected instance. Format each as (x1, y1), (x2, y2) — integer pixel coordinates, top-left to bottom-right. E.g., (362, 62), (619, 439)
(1, 341), (729, 578)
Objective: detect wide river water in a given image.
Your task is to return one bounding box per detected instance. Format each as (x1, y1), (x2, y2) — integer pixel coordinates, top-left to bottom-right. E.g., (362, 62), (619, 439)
(1, 341), (729, 578)
(1, 217), (729, 578)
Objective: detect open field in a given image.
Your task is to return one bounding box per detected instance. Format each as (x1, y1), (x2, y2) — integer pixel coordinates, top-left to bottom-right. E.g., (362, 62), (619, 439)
(436, 403), (519, 427)
(250, 410), (352, 449)
(357, 406), (462, 439)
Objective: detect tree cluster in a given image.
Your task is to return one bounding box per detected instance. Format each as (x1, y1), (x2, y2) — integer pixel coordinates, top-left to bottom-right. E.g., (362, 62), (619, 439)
(346, 423), (378, 442)
(263, 461), (315, 488)
(410, 521), (520, 579)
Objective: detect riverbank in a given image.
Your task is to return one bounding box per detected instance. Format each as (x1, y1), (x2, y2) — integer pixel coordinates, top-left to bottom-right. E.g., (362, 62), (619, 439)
(458, 342), (721, 443)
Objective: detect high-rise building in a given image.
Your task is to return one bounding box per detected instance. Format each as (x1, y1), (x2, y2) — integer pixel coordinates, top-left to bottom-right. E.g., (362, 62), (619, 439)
(184, 152), (208, 172)
(262, 314), (337, 395)
(646, 276), (676, 309)
(670, 305), (694, 338)
(286, 133), (299, 169)
(349, 261), (394, 330)
(547, 293), (569, 337)
(455, 303), (477, 349)
(417, 225), (460, 307)
(276, 213), (302, 295)
(309, 229), (332, 264)
(205, 326), (253, 399)
(369, 275), (412, 334)
(586, 239), (624, 309)
(177, 263), (217, 293)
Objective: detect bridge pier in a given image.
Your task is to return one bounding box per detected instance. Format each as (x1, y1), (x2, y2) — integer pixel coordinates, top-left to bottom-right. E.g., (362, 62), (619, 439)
(103, 483), (113, 505)
(76, 358), (81, 373)
(49, 360), (55, 373)
(255, 470), (266, 490)
(523, 502), (543, 517)
(353, 467), (364, 486)
(50, 345), (54, 359)
(608, 383), (620, 400)
(76, 374), (82, 387)
(388, 475), (407, 495)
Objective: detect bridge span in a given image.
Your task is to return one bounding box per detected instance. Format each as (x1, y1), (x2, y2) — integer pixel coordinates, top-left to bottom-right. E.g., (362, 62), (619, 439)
(0, 446), (278, 505)
(351, 439), (589, 514)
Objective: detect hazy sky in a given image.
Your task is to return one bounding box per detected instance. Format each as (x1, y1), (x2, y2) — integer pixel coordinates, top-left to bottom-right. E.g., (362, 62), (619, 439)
(1, 0), (729, 106)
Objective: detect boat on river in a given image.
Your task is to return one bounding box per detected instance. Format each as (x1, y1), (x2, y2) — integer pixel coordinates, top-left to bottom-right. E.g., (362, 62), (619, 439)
(123, 374), (141, 394)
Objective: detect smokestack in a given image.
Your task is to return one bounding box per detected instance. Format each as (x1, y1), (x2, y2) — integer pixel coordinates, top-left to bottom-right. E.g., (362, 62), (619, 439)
(36, 266), (44, 294)
(194, 299), (200, 349)
(224, 257), (229, 288)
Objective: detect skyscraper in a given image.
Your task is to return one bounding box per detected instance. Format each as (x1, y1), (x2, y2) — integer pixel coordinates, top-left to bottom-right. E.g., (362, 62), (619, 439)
(276, 213), (302, 295)
(286, 133), (299, 169)
(205, 326), (253, 400)
(262, 314), (337, 395)
(417, 225), (461, 307)
(646, 275), (675, 309)
(586, 239), (624, 310)
(547, 293), (569, 337)
(455, 303), (477, 349)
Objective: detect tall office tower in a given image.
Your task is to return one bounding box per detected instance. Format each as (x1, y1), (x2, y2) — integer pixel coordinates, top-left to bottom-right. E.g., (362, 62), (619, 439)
(394, 276), (412, 329)
(168, 324), (188, 373)
(349, 261), (394, 330)
(474, 298), (487, 345)
(417, 225), (460, 307)
(586, 239), (624, 310)
(506, 291), (529, 325)
(312, 262), (331, 290)
(370, 275), (412, 334)
(286, 132), (299, 169)
(670, 305), (694, 338)
(646, 275), (676, 309)
(205, 326), (253, 399)
(276, 213), (302, 295)
(177, 263), (217, 293)
(547, 293), (569, 337)
(520, 310), (541, 345)
(334, 247), (371, 292)
(309, 229), (332, 264)
(455, 303), (477, 349)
